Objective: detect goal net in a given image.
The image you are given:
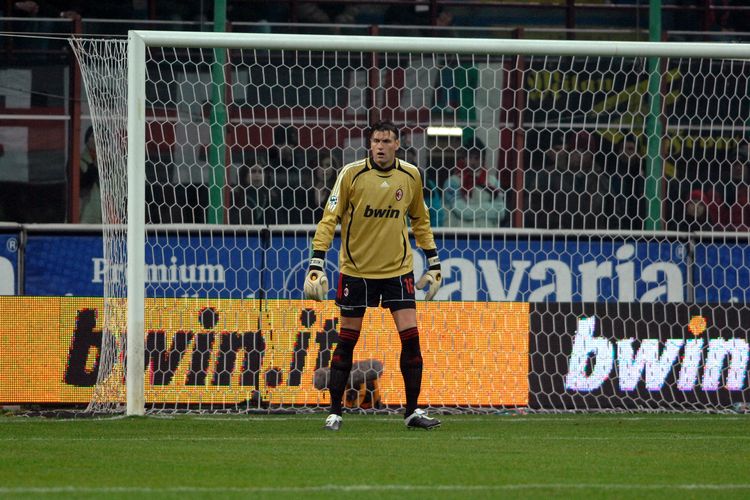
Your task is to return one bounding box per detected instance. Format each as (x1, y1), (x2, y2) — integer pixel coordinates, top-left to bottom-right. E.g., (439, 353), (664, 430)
(71, 32), (750, 414)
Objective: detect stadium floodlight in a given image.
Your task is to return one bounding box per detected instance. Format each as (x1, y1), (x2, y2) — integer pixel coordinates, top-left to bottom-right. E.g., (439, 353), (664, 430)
(70, 31), (750, 416)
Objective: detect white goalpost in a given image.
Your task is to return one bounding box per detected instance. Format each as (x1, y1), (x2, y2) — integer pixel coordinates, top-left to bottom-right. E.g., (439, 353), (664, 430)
(127, 33), (147, 417)
(71, 31), (750, 416)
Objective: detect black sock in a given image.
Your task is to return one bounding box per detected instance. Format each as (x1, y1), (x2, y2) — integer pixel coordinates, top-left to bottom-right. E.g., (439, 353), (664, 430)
(399, 327), (422, 417)
(328, 328), (359, 416)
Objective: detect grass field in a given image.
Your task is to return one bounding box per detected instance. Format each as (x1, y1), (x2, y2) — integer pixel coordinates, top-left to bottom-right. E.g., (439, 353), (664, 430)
(1, 413), (750, 499)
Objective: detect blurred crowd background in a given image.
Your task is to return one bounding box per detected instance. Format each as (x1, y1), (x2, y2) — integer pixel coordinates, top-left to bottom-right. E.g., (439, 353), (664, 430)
(0, 0), (748, 230)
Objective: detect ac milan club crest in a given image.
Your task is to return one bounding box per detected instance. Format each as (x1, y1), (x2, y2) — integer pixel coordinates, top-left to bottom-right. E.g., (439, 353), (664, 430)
(343, 285), (349, 297)
(395, 188), (403, 201)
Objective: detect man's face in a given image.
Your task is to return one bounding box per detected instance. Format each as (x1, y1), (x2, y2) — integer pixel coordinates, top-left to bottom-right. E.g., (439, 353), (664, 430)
(686, 199), (706, 219)
(622, 139), (637, 157)
(250, 165), (264, 186)
(280, 145), (294, 164)
(468, 152), (482, 170)
(370, 130), (400, 168)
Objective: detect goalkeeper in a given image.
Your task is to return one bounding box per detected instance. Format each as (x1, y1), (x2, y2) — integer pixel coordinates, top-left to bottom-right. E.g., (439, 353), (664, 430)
(304, 120), (442, 432)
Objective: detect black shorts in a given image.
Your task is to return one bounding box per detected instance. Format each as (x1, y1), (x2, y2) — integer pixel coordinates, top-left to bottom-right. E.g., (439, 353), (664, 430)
(335, 272), (416, 318)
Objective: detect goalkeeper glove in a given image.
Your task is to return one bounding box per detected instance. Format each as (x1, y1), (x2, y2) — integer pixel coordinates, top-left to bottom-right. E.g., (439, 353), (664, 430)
(304, 251), (329, 301)
(416, 249), (441, 301)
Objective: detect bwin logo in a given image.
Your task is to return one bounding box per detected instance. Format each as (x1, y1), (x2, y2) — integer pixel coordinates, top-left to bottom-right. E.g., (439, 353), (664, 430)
(0, 256), (14, 295)
(363, 204), (401, 219)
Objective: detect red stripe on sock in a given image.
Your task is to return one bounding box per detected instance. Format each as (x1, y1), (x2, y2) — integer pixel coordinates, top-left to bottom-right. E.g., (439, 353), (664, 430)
(399, 327), (419, 341)
(339, 328), (360, 342)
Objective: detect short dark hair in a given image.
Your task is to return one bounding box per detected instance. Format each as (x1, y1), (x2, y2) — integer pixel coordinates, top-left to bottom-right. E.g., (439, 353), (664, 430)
(467, 148), (482, 160)
(367, 121), (399, 142)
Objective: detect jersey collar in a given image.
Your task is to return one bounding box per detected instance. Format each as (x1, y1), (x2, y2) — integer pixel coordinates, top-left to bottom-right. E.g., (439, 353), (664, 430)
(368, 156), (399, 172)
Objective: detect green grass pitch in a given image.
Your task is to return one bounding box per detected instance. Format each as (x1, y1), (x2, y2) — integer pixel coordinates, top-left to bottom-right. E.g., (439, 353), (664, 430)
(1, 413), (749, 499)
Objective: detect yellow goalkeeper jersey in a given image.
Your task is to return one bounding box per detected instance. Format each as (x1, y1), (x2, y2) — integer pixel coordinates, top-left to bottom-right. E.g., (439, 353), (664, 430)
(312, 157), (436, 279)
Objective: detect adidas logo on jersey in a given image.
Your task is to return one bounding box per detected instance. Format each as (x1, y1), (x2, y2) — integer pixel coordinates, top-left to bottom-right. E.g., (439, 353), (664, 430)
(363, 204), (401, 219)
(380, 181), (389, 188)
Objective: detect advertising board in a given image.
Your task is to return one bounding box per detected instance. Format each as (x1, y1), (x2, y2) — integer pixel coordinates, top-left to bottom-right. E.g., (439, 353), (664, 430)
(530, 303), (750, 409)
(0, 297), (529, 407)
(24, 232), (692, 303)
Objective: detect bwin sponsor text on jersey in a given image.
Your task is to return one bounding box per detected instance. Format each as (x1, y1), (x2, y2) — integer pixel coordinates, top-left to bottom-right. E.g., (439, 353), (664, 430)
(363, 204), (401, 219)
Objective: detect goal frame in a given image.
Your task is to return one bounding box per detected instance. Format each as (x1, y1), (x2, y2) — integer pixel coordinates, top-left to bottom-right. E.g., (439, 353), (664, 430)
(125, 30), (750, 416)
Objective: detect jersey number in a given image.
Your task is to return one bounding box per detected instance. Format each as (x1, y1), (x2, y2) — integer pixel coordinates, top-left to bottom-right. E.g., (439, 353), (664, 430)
(403, 277), (415, 294)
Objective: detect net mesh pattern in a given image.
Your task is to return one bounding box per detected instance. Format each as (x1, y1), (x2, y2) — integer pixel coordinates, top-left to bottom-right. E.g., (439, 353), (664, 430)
(71, 36), (750, 413)
(70, 38), (129, 413)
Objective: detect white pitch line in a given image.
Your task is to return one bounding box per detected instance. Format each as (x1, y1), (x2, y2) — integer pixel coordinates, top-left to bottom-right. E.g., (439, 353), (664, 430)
(0, 435), (489, 442)
(0, 434), (747, 442)
(518, 435), (750, 441)
(501, 416), (750, 422)
(2, 483), (750, 494)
